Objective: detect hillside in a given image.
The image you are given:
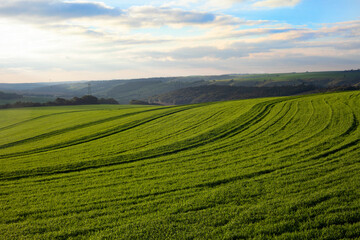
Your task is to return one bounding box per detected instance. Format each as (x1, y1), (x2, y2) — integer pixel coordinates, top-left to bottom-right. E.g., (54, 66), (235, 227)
(213, 70), (360, 87)
(0, 91), (360, 239)
(0, 76), (236, 104)
(1, 70), (359, 104)
(0, 91), (55, 105)
(148, 85), (318, 105)
(0, 91), (22, 100)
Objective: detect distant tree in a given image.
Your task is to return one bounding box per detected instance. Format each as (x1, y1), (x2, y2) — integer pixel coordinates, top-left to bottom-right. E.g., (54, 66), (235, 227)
(79, 95), (98, 104)
(0, 95), (119, 109)
(71, 97), (80, 105)
(54, 97), (68, 105)
(68, 95), (98, 105)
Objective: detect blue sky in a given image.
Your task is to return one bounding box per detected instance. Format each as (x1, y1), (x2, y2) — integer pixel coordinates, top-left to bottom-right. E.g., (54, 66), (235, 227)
(0, 0), (359, 82)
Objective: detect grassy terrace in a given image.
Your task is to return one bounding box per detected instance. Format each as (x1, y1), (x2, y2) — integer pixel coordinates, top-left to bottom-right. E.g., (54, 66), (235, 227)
(0, 91), (359, 239)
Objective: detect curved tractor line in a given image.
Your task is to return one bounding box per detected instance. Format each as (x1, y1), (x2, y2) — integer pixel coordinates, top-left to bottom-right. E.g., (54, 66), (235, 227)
(0, 109), (99, 132)
(0, 108), (169, 150)
(0, 98), (287, 180)
(0, 104), (207, 159)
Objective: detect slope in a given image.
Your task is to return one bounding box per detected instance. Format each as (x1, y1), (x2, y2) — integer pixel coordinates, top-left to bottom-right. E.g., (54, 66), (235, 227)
(148, 85), (318, 105)
(0, 91), (359, 239)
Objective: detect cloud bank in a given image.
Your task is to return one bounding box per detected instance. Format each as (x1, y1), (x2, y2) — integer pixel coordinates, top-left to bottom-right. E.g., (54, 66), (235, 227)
(0, 0), (122, 19)
(0, 1), (248, 27)
(0, 0), (359, 83)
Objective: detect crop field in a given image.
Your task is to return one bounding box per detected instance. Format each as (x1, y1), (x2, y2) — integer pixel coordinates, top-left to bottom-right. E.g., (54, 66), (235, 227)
(0, 91), (360, 239)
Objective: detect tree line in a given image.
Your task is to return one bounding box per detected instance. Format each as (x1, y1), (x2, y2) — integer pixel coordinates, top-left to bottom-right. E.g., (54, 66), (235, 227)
(0, 95), (118, 109)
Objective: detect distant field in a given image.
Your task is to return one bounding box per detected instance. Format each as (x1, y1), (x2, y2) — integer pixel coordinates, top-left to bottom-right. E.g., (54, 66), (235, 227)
(215, 70), (360, 87)
(0, 91), (359, 239)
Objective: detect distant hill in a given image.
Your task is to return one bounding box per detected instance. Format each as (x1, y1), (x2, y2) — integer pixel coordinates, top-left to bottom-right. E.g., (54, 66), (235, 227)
(148, 85), (318, 105)
(0, 83), (55, 91)
(0, 91), (24, 105)
(0, 76), (238, 104)
(212, 70), (360, 87)
(0, 91), (23, 100)
(1, 70), (359, 104)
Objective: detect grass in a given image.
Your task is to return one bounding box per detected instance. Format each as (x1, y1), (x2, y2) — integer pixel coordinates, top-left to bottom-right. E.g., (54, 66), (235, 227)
(0, 91), (359, 239)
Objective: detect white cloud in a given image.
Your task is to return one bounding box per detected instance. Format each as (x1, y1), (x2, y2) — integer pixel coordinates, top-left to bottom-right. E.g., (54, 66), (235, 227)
(253, 0), (301, 8)
(0, 1), (267, 31)
(0, 0), (122, 20)
(119, 6), (216, 27)
(137, 20), (360, 68)
(164, 0), (302, 9)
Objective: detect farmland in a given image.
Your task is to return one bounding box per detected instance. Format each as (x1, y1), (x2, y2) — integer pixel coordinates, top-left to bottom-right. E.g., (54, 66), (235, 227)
(0, 91), (360, 239)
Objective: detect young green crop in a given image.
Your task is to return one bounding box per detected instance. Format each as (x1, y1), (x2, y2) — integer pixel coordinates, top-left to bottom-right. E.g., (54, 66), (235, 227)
(0, 91), (359, 239)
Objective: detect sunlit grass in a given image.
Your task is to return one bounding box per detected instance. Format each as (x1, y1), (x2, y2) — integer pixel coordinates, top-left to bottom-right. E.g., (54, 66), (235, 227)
(0, 91), (359, 239)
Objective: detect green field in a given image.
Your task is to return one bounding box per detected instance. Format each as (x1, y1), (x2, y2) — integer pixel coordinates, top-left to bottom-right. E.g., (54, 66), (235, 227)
(0, 91), (359, 239)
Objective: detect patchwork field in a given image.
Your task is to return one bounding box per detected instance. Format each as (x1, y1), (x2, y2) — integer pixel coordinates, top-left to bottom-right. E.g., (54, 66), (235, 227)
(0, 91), (359, 239)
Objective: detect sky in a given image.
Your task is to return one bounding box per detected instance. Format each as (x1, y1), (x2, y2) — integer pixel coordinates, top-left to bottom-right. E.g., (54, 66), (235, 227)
(0, 0), (359, 83)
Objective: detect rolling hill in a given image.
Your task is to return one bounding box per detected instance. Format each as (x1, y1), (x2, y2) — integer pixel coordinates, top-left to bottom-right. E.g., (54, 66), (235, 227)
(213, 70), (360, 87)
(1, 70), (359, 104)
(148, 85), (318, 105)
(0, 91), (360, 239)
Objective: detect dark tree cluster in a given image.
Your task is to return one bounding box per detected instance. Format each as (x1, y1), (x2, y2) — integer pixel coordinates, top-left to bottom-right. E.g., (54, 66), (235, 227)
(317, 85), (360, 93)
(0, 95), (118, 109)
